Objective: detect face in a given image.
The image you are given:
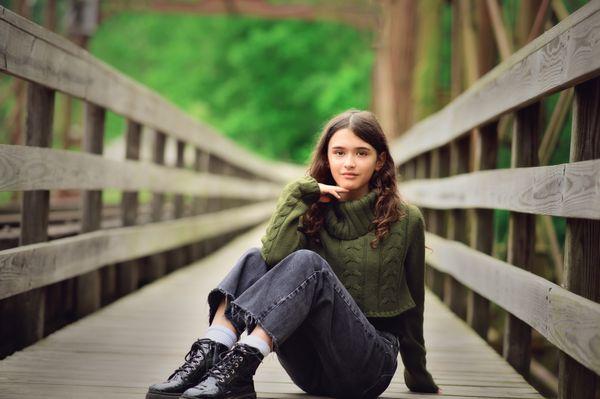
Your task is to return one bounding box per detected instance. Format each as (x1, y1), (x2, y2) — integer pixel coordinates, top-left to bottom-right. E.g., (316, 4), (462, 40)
(327, 128), (385, 201)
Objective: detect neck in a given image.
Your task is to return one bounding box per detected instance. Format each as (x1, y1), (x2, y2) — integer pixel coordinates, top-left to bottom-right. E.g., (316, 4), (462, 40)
(339, 185), (369, 201)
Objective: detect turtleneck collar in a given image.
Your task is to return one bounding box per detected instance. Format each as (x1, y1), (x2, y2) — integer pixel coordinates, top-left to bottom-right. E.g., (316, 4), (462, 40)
(325, 189), (377, 240)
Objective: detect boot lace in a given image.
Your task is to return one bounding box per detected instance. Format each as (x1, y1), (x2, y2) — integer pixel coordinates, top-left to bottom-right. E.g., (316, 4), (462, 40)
(209, 344), (257, 383)
(168, 338), (212, 380)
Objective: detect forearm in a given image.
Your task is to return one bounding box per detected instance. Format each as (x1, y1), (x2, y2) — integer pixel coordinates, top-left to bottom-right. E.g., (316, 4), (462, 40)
(260, 175), (320, 268)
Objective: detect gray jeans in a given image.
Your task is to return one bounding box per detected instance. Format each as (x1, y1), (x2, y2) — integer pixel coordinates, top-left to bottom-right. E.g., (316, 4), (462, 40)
(207, 247), (399, 399)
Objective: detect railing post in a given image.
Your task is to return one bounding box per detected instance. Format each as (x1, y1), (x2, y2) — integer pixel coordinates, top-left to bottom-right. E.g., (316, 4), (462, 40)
(428, 145), (449, 298)
(147, 130), (167, 280)
(76, 102), (105, 317)
(402, 159), (416, 180)
(558, 77), (600, 398)
(415, 153), (435, 291)
(168, 139), (187, 272)
(445, 135), (469, 320)
(503, 102), (540, 377)
(15, 83), (55, 347)
(117, 120), (142, 295)
(467, 122), (498, 340)
(207, 154), (223, 249)
(191, 148), (210, 261)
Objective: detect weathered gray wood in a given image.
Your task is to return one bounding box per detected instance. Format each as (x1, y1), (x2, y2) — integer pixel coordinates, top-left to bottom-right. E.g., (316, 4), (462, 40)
(147, 131), (167, 281)
(390, 0), (600, 164)
(12, 82), (55, 351)
(503, 103), (540, 378)
(75, 103), (105, 318)
(468, 123), (497, 340)
(0, 201), (276, 300)
(0, 144), (282, 199)
(398, 159), (600, 220)
(0, 6), (303, 184)
(0, 223), (543, 398)
(424, 231), (600, 376)
(558, 76), (600, 399)
(117, 120), (142, 296)
(444, 135), (469, 321)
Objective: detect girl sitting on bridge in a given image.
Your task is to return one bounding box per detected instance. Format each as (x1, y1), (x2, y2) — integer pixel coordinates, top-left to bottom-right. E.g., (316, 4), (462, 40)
(147, 109), (440, 399)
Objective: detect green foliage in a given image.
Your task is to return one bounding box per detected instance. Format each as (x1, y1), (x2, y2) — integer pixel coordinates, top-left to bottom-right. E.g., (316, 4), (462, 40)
(90, 13), (374, 164)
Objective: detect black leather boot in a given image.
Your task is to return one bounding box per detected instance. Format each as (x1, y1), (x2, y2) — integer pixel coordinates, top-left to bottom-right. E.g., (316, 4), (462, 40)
(181, 343), (264, 399)
(146, 338), (229, 399)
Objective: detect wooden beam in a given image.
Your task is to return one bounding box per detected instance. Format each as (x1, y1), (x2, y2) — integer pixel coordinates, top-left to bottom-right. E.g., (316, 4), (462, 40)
(398, 158), (600, 220)
(0, 201), (276, 301)
(0, 144), (282, 198)
(101, 0), (376, 31)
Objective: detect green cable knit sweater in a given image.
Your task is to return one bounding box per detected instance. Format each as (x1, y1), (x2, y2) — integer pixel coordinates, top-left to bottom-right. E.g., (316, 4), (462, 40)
(259, 175), (439, 393)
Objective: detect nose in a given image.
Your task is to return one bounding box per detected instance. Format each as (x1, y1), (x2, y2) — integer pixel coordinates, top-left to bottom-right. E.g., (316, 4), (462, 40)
(344, 155), (356, 169)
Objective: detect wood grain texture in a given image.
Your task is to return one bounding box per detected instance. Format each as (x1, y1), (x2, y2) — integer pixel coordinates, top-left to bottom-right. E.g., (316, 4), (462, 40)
(0, 144), (283, 199)
(398, 158), (600, 219)
(0, 201), (276, 300)
(0, 223), (542, 398)
(0, 6), (303, 184)
(390, 0), (600, 164)
(424, 232), (600, 376)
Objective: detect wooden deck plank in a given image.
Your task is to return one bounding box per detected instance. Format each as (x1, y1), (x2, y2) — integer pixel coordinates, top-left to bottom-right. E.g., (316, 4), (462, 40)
(0, 223), (542, 398)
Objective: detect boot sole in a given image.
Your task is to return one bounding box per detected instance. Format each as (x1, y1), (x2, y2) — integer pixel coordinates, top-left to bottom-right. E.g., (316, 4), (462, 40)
(180, 394), (256, 399)
(146, 391), (182, 399)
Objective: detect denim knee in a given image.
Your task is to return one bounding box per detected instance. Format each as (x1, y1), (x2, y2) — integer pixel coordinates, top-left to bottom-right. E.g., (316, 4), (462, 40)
(244, 246), (263, 261)
(285, 249), (332, 274)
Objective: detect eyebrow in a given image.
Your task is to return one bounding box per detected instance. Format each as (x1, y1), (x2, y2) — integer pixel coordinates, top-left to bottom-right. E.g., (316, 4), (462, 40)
(331, 146), (371, 151)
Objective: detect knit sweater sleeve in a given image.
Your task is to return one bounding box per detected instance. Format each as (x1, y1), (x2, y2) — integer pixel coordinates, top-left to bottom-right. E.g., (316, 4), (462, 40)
(259, 175), (321, 268)
(397, 204), (439, 393)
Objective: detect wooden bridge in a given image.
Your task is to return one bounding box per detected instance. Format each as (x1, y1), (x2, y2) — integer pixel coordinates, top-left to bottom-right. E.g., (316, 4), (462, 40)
(0, 2), (599, 398)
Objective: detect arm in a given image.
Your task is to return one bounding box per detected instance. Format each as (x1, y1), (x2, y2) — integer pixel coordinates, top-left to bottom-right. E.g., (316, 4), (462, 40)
(260, 175), (321, 268)
(397, 204), (439, 393)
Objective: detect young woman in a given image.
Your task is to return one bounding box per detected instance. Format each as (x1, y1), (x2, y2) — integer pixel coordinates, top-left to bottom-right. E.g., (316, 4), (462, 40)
(146, 109), (440, 399)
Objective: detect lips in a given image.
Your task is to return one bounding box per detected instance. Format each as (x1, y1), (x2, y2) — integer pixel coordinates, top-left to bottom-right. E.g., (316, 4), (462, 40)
(342, 173), (358, 177)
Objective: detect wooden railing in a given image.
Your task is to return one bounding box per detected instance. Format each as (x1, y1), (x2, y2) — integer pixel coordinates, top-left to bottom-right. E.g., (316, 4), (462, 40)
(390, 1), (600, 397)
(0, 5), (304, 358)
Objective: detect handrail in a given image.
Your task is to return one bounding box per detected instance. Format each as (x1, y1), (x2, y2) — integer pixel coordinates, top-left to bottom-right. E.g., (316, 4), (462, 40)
(0, 201), (275, 301)
(0, 5), (304, 183)
(0, 144), (282, 198)
(399, 159), (600, 220)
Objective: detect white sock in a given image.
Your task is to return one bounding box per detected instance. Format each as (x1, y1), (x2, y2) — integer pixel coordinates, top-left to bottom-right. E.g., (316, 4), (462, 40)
(238, 334), (271, 357)
(205, 324), (238, 349)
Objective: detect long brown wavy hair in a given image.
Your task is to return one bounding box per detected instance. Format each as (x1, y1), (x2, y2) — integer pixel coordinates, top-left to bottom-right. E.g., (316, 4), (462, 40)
(300, 109), (406, 249)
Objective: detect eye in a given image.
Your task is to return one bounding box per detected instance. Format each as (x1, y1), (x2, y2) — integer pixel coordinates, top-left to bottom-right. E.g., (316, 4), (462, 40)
(358, 151), (368, 156)
(334, 150), (344, 156)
